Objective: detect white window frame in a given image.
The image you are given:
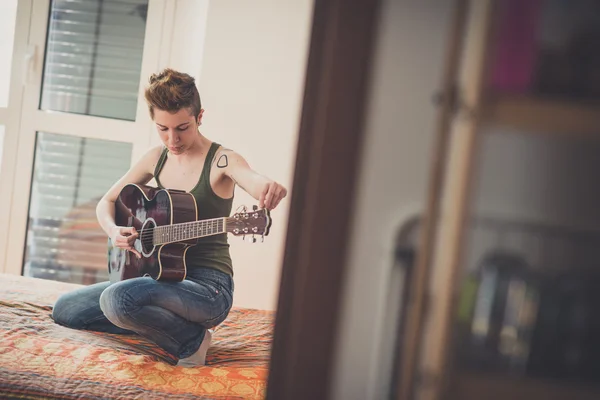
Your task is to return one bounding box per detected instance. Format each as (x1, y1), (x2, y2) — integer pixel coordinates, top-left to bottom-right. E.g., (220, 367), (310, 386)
(0, 0), (181, 275)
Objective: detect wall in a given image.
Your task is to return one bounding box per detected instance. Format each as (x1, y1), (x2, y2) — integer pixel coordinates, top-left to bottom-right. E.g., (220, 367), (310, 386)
(0, 0), (18, 176)
(161, 0), (210, 84)
(330, 1), (455, 399)
(195, 0), (313, 310)
(0, 0), (17, 108)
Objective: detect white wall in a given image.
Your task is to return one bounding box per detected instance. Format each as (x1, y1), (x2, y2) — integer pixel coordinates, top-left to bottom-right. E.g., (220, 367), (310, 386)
(0, 0), (17, 174)
(196, 0), (313, 310)
(162, 0), (210, 84)
(330, 1), (454, 399)
(0, 0), (17, 108)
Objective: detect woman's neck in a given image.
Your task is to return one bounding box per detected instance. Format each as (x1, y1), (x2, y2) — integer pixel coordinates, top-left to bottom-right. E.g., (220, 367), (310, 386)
(169, 135), (211, 162)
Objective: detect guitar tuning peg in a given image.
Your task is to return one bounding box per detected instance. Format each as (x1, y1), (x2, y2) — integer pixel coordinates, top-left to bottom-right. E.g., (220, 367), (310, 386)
(252, 205), (258, 211)
(261, 235), (265, 243)
(242, 235), (245, 241)
(252, 235), (257, 243)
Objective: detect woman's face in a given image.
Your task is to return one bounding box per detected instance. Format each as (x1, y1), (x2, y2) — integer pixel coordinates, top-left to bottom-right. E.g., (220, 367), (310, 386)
(153, 108), (203, 155)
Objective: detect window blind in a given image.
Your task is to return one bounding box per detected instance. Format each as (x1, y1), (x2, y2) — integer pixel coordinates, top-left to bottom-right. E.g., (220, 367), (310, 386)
(24, 132), (132, 283)
(40, 0), (149, 120)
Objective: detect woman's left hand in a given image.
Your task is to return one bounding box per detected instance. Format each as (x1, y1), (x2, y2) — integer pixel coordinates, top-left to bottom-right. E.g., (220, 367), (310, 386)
(259, 181), (287, 210)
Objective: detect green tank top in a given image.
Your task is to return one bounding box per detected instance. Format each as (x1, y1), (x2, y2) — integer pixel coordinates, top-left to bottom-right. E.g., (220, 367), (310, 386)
(153, 142), (234, 276)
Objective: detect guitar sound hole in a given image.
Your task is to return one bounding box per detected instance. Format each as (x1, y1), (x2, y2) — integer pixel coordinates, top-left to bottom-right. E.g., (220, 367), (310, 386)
(140, 218), (157, 256)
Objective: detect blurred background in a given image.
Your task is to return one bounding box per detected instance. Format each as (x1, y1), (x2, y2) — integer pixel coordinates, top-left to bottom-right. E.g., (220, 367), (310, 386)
(330, 0), (600, 399)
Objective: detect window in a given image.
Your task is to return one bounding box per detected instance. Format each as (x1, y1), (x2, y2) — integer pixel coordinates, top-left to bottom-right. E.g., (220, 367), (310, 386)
(40, 0), (149, 120)
(23, 132), (132, 284)
(1, 0), (172, 279)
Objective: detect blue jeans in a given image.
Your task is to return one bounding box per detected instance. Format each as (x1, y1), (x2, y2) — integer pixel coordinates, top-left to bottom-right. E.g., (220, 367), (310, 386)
(52, 267), (233, 359)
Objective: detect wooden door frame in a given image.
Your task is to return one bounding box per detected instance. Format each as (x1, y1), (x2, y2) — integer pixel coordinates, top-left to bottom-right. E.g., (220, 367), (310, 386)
(266, 0), (381, 399)
(396, 1), (469, 399)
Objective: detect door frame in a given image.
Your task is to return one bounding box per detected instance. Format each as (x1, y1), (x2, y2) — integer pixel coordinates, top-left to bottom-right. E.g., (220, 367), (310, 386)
(266, 1), (382, 399)
(0, 0), (34, 274)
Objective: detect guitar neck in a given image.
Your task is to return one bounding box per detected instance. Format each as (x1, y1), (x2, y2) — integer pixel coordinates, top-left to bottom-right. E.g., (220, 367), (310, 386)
(153, 218), (227, 245)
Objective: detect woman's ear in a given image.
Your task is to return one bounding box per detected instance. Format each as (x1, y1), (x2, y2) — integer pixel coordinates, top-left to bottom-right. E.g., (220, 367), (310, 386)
(197, 109), (205, 125)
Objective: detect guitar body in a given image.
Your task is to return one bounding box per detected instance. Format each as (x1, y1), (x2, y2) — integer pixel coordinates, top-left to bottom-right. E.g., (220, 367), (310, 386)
(108, 184), (197, 283)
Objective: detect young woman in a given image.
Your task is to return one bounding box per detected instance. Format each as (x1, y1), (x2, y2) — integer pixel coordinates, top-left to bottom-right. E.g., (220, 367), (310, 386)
(52, 68), (287, 366)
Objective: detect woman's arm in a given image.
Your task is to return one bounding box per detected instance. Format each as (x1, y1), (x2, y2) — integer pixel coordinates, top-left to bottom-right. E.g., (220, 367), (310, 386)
(216, 150), (287, 210)
(96, 146), (162, 256)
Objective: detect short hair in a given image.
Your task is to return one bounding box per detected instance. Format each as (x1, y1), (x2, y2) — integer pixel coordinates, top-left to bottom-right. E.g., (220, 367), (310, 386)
(144, 68), (202, 119)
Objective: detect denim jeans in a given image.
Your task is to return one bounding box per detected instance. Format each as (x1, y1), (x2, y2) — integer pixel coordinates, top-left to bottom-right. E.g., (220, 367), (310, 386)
(52, 267), (233, 359)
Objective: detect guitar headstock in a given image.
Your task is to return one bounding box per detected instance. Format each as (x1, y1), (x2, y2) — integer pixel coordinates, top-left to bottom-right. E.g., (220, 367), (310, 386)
(227, 205), (272, 240)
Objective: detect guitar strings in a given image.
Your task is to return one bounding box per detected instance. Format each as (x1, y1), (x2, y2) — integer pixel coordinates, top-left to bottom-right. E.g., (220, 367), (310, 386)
(137, 227), (224, 245)
(124, 215), (263, 246)
(134, 219), (229, 246)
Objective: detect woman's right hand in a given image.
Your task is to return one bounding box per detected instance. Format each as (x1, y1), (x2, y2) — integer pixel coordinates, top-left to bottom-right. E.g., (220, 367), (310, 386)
(110, 226), (141, 258)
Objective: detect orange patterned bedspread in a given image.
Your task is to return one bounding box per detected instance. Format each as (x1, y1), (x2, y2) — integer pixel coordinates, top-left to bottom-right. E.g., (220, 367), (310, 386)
(0, 274), (273, 399)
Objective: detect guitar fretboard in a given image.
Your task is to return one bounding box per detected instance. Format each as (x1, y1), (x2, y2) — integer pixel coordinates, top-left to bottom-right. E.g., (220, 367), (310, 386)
(153, 218), (226, 245)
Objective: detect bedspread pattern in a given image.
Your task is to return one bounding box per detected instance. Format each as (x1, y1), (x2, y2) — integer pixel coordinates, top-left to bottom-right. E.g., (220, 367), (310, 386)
(0, 274), (273, 399)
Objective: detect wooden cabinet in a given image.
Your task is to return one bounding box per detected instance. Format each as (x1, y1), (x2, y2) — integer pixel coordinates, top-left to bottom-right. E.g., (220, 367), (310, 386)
(483, 95), (600, 137)
(400, 1), (600, 399)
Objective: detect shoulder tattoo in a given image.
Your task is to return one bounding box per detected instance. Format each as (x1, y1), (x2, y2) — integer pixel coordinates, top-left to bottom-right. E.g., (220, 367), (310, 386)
(217, 154), (228, 168)
(213, 147), (232, 167)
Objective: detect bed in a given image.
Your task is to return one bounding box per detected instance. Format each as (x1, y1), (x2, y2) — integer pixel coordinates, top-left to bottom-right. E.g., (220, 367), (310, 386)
(0, 273), (273, 399)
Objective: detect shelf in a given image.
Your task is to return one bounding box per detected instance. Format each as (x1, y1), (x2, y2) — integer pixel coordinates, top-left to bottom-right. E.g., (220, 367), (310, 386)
(453, 371), (600, 400)
(481, 96), (600, 137)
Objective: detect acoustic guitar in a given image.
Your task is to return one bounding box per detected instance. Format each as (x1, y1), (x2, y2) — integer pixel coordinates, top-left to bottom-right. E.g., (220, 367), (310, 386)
(107, 183), (271, 283)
